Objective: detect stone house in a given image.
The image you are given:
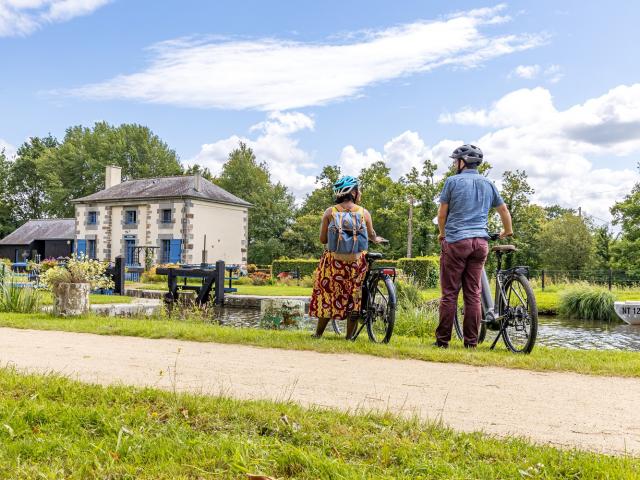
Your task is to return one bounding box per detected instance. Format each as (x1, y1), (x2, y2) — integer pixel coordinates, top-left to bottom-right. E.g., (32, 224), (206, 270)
(71, 166), (250, 266)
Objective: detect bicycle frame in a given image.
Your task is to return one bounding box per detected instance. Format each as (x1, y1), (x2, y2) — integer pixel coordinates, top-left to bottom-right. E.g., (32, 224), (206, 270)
(480, 251), (532, 350)
(350, 259), (396, 341)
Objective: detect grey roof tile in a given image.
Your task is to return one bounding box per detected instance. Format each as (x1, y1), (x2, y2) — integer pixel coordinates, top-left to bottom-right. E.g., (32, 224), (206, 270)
(0, 219), (75, 245)
(72, 175), (251, 207)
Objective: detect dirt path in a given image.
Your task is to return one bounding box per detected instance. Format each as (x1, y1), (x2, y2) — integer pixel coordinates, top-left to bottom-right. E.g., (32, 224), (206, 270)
(1, 327), (638, 456)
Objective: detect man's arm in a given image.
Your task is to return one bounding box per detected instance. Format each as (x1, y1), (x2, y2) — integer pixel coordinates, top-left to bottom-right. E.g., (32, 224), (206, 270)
(496, 204), (513, 239)
(437, 202), (448, 242)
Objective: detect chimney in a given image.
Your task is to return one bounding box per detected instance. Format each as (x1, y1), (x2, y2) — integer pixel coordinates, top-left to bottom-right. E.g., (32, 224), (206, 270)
(194, 173), (202, 192)
(105, 165), (122, 189)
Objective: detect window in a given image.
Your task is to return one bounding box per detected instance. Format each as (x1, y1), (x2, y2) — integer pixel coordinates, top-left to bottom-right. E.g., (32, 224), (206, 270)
(87, 211), (97, 225)
(161, 209), (172, 223)
(125, 210), (137, 225)
(87, 239), (96, 259)
(161, 239), (171, 263)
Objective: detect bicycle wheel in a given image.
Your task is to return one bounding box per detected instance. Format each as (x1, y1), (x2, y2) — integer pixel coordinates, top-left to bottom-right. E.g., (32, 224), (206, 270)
(500, 274), (538, 354)
(453, 306), (487, 344)
(365, 274), (396, 343)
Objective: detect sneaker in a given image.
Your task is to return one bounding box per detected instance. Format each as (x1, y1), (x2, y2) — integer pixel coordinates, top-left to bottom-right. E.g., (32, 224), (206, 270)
(464, 343), (477, 349)
(432, 341), (448, 349)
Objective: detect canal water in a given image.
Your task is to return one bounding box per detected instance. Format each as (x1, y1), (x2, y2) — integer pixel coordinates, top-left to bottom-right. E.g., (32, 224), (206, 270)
(208, 308), (640, 351)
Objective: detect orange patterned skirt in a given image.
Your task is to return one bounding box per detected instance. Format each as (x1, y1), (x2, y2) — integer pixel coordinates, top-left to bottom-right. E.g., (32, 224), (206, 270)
(309, 250), (368, 320)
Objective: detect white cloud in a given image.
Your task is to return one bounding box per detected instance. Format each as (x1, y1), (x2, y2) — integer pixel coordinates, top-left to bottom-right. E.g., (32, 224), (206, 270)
(511, 64), (540, 79)
(339, 130), (429, 178)
(433, 84), (640, 220)
(0, 0), (110, 36)
(509, 63), (563, 83)
(66, 5), (546, 110)
(189, 111), (318, 197)
(0, 138), (16, 159)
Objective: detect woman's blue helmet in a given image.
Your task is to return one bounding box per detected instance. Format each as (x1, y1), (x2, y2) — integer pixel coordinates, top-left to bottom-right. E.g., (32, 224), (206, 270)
(333, 176), (359, 196)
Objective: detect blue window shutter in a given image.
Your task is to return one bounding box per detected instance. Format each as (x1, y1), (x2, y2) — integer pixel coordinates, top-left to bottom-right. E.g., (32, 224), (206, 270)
(169, 239), (182, 264)
(76, 239), (87, 256)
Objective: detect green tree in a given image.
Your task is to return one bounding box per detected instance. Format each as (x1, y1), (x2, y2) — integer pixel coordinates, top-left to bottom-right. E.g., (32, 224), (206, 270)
(184, 164), (215, 182)
(0, 150), (16, 237)
(281, 213), (324, 258)
(498, 170), (546, 269)
(47, 122), (182, 216)
(297, 165), (341, 216)
(215, 142), (295, 264)
(544, 204), (576, 220)
(610, 168), (640, 274)
(592, 225), (614, 271)
(540, 214), (594, 272)
(8, 135), (60, 222)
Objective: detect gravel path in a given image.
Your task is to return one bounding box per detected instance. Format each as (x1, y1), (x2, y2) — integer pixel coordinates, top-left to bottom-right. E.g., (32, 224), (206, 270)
(1, 327), (639, 456)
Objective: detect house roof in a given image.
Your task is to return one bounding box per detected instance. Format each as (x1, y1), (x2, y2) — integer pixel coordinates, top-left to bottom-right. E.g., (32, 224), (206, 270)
(0, 219), (75, 245)
(72, 175), (251, 207)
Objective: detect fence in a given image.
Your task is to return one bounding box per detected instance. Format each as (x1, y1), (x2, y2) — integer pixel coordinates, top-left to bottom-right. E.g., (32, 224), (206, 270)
(528, 269), (640, 291)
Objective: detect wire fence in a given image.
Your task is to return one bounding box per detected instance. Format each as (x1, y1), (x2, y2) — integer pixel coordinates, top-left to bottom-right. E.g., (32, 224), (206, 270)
(528, 269), (640, 290)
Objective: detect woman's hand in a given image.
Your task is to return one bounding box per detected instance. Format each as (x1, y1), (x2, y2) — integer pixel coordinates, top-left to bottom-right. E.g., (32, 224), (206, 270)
(373, 236), (387, 244)
(499, 230), (513, 239)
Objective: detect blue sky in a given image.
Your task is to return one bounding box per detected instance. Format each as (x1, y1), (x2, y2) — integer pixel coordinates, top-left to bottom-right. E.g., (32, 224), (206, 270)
(1, 1), (639, 221)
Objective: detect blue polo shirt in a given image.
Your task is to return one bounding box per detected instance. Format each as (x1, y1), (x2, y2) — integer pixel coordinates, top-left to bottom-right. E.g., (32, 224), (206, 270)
(439, 169), (504, 243)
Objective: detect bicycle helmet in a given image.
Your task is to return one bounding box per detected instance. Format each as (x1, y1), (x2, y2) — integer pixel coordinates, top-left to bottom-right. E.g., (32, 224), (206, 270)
(333, 176), (359, 196)
(450, 144), (483, 166)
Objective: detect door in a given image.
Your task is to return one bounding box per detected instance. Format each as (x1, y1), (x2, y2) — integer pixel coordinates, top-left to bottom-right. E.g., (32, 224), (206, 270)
(125, 239), (136, 265)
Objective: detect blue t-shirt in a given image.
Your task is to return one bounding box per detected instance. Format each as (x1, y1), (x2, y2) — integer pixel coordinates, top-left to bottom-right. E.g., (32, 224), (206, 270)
(439, 170), (504, 243)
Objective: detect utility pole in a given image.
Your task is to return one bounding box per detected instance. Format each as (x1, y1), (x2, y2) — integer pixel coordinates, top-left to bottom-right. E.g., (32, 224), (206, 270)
(407, 195), (414, 258)
(578, 206), (582, 218)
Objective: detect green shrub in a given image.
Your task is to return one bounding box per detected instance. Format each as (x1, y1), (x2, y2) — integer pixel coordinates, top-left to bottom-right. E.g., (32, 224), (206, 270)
(395, 278), (422, 309)
(0, 283), (42, 313)
(559, 284), (615, 321)
(393, 303), (439, 338)
(272, 258), (319, 278)
(397, 256), (439, 288)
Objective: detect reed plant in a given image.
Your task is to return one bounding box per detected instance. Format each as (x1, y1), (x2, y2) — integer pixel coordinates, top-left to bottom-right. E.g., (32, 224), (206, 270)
(558, 283), (615, 321)
(0, 283), (42, 313)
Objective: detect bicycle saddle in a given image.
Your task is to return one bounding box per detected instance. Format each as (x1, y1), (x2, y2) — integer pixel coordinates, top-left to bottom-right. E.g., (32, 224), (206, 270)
(491, 245), (517, 253)
(366, 252), (384, 260)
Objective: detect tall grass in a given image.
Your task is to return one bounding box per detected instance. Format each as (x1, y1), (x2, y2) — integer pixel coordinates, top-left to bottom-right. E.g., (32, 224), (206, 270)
(394, 278), (438, 338)
(559, 284), (615, 321)
(0, 283), (42, 313)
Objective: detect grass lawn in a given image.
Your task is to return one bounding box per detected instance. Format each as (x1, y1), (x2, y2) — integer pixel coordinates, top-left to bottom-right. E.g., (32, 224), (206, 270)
(38, 292), (134, 305)
(1, 312), (640, 378)
(0, 368), (637, 479)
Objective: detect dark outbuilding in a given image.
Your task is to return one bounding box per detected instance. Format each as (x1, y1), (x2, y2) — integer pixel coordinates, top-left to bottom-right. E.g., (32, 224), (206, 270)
(0, 219), (75, 262)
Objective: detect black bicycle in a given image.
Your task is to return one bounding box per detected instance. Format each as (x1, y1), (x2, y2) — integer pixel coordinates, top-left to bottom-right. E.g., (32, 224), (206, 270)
(453, 234), (538, 353)
(330, 252), (397, 343)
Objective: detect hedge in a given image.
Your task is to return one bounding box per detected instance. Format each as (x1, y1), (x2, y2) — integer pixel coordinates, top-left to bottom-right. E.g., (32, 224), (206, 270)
(273, 257), (419, 279)
(272, 259), (319, 278)
(397, 256), (439, 288)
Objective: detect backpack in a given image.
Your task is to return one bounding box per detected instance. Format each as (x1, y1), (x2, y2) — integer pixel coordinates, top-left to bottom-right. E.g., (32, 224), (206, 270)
(327, 205), (369, 254)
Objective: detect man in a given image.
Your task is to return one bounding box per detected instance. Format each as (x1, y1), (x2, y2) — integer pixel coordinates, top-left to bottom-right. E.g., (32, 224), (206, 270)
(435, 144), (513, 348)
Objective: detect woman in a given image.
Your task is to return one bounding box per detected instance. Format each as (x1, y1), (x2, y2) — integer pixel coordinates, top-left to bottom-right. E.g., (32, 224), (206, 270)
(309, 176), (385, 339)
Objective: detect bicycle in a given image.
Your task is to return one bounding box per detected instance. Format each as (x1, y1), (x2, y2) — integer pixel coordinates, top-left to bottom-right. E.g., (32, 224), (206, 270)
(453, 233), (538, 353)
(330, 251), (398, 343)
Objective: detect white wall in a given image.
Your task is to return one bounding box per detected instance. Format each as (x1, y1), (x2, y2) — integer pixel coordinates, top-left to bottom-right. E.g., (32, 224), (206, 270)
(188, 200), (248, 265)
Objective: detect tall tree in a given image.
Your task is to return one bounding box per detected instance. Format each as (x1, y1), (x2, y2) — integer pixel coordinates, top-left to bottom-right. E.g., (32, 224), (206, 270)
(592, 225), (614, 271)
(297, 165), (341, 216)
(8, 135), (60, 222)
(47, 122), (183, 216)
(215, 142), (295, 264)
(540, 214), (594, 272)
(499, 170), (544, 269)
(0, 150), (16, 237)
(610, 165), (640, 274)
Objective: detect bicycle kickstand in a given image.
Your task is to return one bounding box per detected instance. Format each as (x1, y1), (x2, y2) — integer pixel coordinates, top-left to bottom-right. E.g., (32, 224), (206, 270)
(349, 321), (366, 341)
(489, 323), (507, 350)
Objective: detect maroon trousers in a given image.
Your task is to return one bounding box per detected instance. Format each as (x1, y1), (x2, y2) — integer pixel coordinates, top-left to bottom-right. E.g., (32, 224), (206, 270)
(436, 237), (489, 347)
